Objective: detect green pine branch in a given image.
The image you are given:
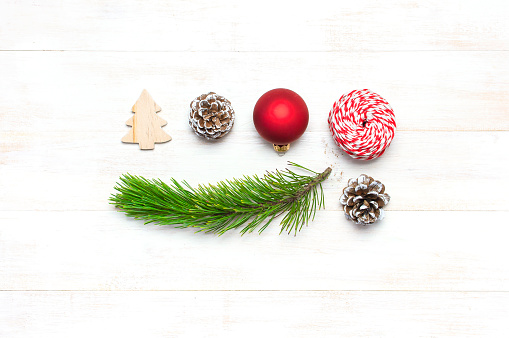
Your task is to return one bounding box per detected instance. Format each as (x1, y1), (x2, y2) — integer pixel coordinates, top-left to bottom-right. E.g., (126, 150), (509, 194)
(110, 162), (332, 236)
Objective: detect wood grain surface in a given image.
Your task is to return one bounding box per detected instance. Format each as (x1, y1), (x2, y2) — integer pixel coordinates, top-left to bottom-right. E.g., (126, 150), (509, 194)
(1, 0), (508, 337)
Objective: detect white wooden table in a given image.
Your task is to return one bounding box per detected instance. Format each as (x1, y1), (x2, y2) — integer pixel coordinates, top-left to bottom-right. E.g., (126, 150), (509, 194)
(1, 1), (509, 336)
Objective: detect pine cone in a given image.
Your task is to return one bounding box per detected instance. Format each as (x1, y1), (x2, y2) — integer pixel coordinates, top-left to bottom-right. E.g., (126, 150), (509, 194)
(189, 92), (235, 140)
(339, 174), (390, 225)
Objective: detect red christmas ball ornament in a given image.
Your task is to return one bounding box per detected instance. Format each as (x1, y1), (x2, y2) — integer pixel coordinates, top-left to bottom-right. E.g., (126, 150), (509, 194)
(253, 88), (309, 153)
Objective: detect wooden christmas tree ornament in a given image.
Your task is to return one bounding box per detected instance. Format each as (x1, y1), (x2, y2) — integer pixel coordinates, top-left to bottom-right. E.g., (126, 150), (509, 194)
(121, 89), (172, 149)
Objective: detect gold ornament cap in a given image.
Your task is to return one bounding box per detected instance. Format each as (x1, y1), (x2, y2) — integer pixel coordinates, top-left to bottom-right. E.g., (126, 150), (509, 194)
(273, 144), (290, 154)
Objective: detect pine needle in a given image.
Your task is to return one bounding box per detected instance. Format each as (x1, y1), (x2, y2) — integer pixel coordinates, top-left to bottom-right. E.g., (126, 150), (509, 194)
(110, 162), (332, 236)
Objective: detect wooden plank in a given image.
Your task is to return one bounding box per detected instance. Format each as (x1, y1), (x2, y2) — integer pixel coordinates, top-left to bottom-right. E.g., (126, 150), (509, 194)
(1, 211), (508, 291)
(1, 291), (508, 337)
(1, 0), (509, 51)
(0, 51), (507, 133)
(1, 130), (507, 211)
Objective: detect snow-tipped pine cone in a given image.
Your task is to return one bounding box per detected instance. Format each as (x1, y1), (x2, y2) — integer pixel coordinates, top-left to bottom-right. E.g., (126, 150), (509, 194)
(189, 92), (235, 140)
(339, 174), (390, 225)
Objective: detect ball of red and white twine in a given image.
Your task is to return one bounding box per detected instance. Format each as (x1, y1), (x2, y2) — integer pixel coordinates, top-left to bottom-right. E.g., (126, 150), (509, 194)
(328, 89), (396, 160)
